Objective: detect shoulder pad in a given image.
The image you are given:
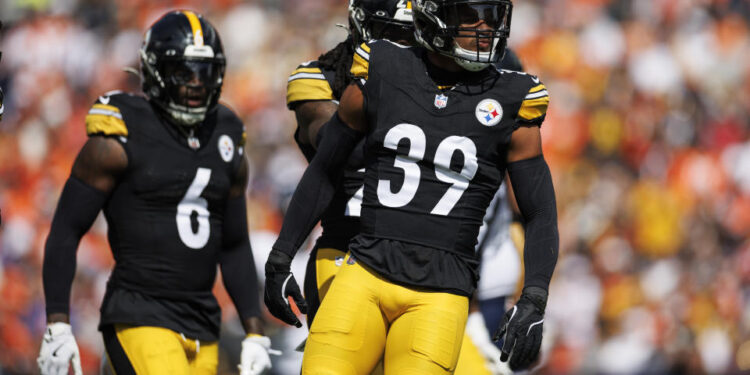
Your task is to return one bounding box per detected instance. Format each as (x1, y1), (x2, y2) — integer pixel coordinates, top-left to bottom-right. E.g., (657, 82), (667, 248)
(287, 61), (334, 106)
(350, 42), (371, 81)
(516, 75), (549, 126)
(85, 91), (129, 137)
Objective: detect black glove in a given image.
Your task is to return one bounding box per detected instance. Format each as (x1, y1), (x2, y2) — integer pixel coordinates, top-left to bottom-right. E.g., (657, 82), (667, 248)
(493, 286), (547, 371)
(264, 249), (307, 328)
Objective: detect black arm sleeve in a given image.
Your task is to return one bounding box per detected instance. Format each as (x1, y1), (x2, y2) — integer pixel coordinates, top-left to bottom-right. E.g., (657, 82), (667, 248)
(220, 195), (262, 321)
(507, 155), (559, 291)
(273, 112), (364, 257)
(43, 176), (108, 315)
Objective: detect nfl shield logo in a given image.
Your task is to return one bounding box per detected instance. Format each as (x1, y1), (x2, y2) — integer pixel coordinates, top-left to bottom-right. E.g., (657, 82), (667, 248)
(434, 93), (448, 109)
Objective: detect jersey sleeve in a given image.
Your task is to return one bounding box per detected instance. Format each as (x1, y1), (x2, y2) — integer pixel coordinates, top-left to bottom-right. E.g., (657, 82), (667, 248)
(286, 63), (335, 108)
(350, 42), (371, 82)
(516, 78), (549, 127)
(85, 93), (128, 137)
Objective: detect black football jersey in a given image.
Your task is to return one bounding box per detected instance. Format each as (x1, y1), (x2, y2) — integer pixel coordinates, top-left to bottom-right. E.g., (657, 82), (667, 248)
(85, 92), (246, 340)
(348, 41), (549, 296)
(287, 61), (365, 250)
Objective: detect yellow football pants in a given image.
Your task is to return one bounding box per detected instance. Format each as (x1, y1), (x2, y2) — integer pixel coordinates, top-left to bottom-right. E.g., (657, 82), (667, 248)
(103, 324), (218, 375)
(455, 333), (492, 375)
(302, 253), (470, 375)
(315, 248), (347, 303)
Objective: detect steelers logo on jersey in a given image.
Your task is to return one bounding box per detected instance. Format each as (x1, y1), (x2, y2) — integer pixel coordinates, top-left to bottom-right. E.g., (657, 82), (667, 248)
(475, 99), (503, 127)
(218, 135), (234, 162)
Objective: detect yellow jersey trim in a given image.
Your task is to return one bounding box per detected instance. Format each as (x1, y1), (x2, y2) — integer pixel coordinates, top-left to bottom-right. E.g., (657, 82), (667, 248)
(291, 67), (324, 75)
(528, 84), (546, 94)
(351, 43), (370, 81)
(86, 104), (127, 136)
(287, 78), (335, 105)
(518, 96), (550, 122)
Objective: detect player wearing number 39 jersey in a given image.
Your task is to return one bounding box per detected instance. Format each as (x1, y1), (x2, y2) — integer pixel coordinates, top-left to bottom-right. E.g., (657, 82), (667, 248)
(39, 11), (274, 375)
(266, 0), (559, 374)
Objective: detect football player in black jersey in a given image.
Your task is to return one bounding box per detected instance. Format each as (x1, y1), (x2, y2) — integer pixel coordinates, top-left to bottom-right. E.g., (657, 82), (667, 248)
(38, 11), (274, 375)
(287, 2), (524, 374)
(267, 0), (558, 373)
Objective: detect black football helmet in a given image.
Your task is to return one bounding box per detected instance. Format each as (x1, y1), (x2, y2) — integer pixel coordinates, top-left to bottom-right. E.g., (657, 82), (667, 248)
(413, 0), (512, 71)
(349, 0), (416, 46)
(139, 11), (226, 127)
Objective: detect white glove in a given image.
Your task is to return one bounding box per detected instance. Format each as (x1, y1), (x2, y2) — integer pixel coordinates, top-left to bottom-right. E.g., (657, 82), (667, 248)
(37, 322), (83, 375)
(465, 312), (513, 375)
(238, 335), (281, 375)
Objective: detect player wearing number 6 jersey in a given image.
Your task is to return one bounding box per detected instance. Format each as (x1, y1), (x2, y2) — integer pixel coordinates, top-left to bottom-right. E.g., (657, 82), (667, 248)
(39, 11), (274, 375)
(265, 0), (559, 373)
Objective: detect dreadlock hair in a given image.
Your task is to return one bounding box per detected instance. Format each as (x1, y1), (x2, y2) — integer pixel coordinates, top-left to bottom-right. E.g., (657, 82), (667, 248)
(317, 37), (355, 100)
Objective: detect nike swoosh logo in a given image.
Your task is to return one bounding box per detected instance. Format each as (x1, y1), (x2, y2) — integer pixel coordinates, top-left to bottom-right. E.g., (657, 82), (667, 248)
(99, 96), (110, 105)
(526, 319), (544, 336)
(281, 274), (293, 306)
(51, 343), (66, 356)
(531, 76), (540, 84)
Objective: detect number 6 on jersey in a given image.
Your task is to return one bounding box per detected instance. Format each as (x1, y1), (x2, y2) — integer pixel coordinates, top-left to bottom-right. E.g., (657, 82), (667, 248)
(177, 168), (212, 249)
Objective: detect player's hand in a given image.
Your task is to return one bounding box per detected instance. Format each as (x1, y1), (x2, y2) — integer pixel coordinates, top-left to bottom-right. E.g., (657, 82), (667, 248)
(494, 286), (547, 371)
(264, 249), (307, 327)
(238, 335), (281, 375)
(37, 322), (83, 375)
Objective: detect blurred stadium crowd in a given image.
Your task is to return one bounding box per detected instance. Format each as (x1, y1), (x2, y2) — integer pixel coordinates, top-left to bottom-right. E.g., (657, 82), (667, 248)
(0, 0), (749, 374)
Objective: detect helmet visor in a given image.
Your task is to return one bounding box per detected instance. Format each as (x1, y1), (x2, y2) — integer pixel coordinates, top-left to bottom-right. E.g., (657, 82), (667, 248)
(447, 2), (511, 31)
(163, 60), (223, 88)
(370, 19), (416, 46)
(440, 1), (512, 63)
(162, 59), (224, 108)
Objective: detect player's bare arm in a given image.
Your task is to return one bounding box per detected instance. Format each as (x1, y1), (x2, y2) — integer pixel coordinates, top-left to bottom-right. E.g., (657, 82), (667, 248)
(507, 125), (543, 162)
(293, 100), (338, 148)
(337, 83), (367, 133)
(71, 136), (128, 193)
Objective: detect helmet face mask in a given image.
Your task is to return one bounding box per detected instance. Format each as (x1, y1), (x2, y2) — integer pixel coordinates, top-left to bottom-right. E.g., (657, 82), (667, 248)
(413, 0), (512, 71)
(140, 11), (226, 127)
(349, 0), (416, 46)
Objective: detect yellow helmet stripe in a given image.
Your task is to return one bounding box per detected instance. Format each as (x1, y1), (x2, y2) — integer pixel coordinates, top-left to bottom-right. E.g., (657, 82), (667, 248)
(182, 10), (204, 47)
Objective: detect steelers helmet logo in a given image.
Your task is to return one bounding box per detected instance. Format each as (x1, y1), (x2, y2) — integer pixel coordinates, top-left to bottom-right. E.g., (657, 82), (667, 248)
(475, 99), (503, 127)
(218, 135), (234, 162)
